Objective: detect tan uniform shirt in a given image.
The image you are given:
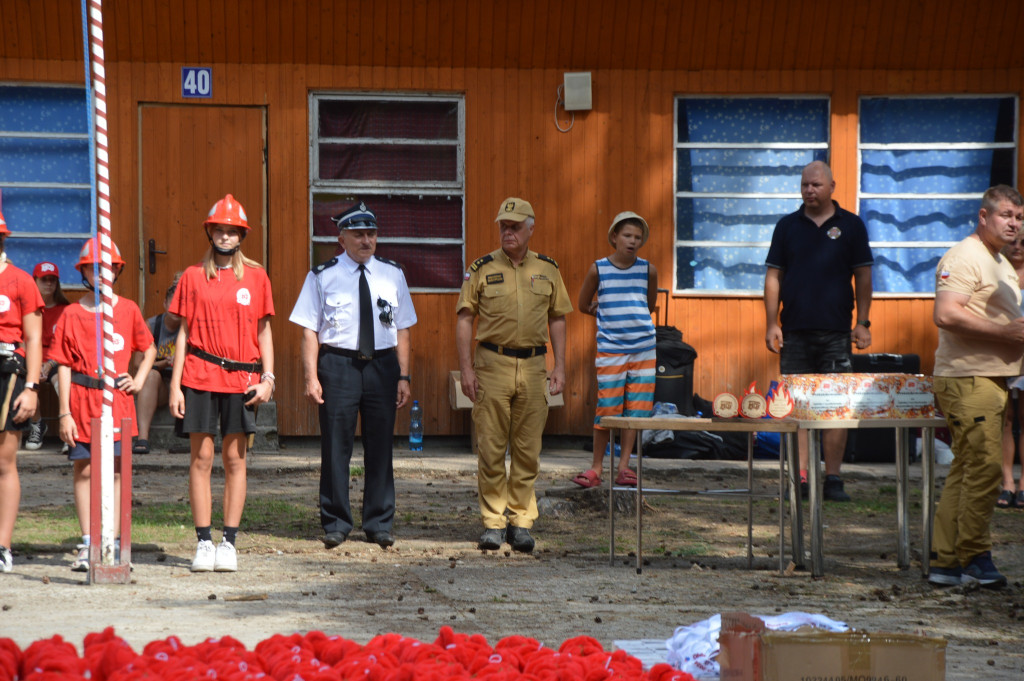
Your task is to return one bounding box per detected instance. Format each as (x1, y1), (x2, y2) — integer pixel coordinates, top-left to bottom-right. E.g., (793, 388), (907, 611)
(934, 235), (1024, 377)
(456, 248), (573, 347)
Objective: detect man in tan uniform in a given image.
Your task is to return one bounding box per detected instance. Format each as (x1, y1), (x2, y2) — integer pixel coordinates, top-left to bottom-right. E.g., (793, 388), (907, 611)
(456, 197), (573, 553)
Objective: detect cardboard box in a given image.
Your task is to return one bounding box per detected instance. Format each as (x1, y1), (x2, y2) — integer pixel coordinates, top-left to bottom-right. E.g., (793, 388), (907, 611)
(784, 373), (934, 420)
(448, 371), (564, 410)
(719, 612), (946, 681)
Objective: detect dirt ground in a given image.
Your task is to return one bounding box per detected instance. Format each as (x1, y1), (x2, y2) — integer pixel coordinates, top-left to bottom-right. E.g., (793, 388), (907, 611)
(2, 439), (1023, 680)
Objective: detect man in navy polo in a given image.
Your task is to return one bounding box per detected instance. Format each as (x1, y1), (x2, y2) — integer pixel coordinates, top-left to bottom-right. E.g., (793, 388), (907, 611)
(763, 161), (874, 502)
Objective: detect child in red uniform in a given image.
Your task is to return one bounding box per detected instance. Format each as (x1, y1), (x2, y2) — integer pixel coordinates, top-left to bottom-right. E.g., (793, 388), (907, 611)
(24, 261), (70, 450)
(169, 194), (275, 573)
(51, 238), (156, 572)
(0, 210), (45, 574)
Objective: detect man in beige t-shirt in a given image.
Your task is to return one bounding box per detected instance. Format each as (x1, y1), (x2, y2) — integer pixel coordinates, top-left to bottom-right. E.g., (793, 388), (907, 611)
(929, 185), (1024, 589)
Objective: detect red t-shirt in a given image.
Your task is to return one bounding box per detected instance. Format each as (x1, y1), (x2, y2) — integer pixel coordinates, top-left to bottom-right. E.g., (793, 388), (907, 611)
(50, 298), (154, 443)
(41, 303), (68, 361)
(0, 264), (45, 347)
(169, 264), (274, 394)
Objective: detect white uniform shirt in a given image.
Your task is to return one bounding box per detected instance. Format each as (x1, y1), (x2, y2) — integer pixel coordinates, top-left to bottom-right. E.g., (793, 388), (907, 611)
(289, 251), (417, 350)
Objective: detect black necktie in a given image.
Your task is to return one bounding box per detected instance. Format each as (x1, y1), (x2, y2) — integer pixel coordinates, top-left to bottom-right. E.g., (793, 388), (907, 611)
(358, 264), (374, 358)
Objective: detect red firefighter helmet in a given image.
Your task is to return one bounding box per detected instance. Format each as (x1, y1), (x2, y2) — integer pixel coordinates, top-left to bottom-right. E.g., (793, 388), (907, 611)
(76, 237), (126, 276)
(204, 194), (250, 231)
(0, 209), (9, 235)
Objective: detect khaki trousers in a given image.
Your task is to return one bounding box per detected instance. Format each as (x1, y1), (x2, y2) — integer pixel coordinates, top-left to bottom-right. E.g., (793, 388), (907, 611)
(932, 376), (1007, 567)
(472, 348), (549, 529)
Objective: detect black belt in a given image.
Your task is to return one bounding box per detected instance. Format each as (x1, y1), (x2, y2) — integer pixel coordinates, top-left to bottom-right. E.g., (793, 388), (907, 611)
(479, 342), (547, 358)
(319, 346), (396, 361)
(188, 345), (263, 373)
(72, 371), (103, 390)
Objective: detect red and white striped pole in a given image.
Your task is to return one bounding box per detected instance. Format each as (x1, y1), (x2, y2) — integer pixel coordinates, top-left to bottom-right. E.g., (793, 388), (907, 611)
(86, 0), (119, 572)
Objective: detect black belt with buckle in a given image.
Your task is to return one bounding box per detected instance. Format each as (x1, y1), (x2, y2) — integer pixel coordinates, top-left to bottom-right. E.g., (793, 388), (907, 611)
(188, 344), (263, 373)
(479, 342), (547, 359)
(71, 371), (104, 390)
(319, 346), (396, 361)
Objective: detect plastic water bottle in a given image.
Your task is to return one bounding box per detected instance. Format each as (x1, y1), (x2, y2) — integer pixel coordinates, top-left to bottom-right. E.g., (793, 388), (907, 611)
(409, 400), (424, 451)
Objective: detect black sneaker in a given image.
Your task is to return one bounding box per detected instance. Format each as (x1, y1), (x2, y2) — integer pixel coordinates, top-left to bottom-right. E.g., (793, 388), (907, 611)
(508, 526), (535, 553)
(799, 479), (809, 499)
(477, 528), (506, 550)
(962, 551), (1007, 588)
(822, 475), (851, 502)
(25, 420), (45, 451)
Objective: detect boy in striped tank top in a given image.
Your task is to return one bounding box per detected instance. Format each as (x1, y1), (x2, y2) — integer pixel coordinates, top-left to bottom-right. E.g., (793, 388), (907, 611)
(572, 211), (657, 488)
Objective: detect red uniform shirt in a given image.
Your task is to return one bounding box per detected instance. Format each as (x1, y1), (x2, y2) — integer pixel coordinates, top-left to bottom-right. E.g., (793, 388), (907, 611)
(169, 264), (274, 394)
(50, 298), (154, 443)
(0, 264), (44, 348)
(41, 303), (68, 362)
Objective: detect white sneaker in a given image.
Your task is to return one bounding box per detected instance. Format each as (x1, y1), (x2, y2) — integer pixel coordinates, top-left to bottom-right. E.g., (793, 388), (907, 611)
(1, 546), (11, 573)
(190, 539), (216, 572)
(71, 544), (89, 572)
(214, 540), (237, 572)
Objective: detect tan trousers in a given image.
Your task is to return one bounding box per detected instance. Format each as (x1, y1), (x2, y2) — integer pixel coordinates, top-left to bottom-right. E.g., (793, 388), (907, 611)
(472, 348), (549, 529)
(932, 376), (1007, 567)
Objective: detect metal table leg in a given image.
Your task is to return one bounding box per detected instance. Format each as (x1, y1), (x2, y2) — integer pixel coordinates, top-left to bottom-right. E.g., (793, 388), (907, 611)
(608, 428), (617, 566)
(895, 427), (909, 569)
(809, 429), (824, 577)
(785, 432), (804, 569)
(922, 427), (935, 577)
(636, 432), (643, 575)
(747, 431), (754, 569)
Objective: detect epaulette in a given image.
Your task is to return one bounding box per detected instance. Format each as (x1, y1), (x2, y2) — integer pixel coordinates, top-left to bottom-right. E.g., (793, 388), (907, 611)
(469, 254), (494, 272)
(374, 255), (402, 269)
(312, 257), (338, 275)
(537, 253), (559, 268)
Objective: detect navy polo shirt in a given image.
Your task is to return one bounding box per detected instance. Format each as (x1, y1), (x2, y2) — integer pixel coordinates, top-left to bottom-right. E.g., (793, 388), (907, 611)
(765, 201), (873, 332)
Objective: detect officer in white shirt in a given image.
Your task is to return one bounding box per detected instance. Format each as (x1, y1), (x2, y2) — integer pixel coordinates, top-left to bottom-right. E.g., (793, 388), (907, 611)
(290, 201), (417, 550)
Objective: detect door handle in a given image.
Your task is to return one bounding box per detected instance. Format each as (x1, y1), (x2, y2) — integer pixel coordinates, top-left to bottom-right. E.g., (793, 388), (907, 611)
(148, 239), (167, 274)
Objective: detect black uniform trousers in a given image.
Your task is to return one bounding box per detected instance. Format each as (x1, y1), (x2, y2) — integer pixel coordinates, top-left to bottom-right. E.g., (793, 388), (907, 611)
(317, 348), (399, 536)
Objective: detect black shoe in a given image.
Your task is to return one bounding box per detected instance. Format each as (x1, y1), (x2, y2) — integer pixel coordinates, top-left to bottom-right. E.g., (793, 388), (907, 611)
(322, 531), (347, 549)
(508, 526), (535, 553)
(823, 475), (851, 502)
(477, 527), (506, 550)
(800, 479), (809, 499)
(366, 530), (394, 548)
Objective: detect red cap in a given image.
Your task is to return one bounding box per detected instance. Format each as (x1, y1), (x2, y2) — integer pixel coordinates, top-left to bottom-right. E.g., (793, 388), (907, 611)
(33, 262), (59, 278)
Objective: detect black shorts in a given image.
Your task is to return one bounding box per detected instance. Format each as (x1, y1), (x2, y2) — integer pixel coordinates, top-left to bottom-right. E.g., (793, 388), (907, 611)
(180, 386), (255, 436)
(779, 329), (853, 375)
(0, 358), (30, 433)
(68, 440), (123, 461)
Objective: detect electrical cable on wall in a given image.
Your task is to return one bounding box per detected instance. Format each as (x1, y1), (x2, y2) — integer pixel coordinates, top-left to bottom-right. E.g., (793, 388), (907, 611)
(554, 84), (574, 133)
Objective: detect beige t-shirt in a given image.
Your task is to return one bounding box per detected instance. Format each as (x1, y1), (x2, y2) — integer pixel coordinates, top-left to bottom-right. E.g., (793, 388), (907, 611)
(934, 235), (1024, 377)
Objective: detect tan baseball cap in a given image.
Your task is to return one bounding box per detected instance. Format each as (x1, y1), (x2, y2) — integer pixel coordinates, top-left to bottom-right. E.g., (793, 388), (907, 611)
(608, 210), (650, 246)
(495, 197), (535, 223)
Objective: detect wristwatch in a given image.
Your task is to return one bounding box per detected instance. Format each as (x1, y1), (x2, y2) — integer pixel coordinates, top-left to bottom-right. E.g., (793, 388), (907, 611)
(856, 320), (871, 329)
(23, 382), (39, 391)
(398, 375), (411, 383)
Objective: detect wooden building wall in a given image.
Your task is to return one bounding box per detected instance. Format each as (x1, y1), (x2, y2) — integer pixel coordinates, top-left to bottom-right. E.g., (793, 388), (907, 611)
(1, 1), (1022, 437)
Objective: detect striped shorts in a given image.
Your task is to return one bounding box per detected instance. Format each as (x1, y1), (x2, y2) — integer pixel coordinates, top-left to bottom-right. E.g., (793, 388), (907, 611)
(594, 349), (656, 428)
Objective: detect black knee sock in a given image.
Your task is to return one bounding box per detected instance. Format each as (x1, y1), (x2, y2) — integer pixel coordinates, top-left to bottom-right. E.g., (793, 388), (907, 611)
(195, 526), (213, 542)
(222, 526), (238, 546)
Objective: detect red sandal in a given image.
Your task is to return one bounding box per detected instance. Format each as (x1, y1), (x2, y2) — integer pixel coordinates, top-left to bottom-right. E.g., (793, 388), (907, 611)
(615, 469), (638, 486)
(571, 470), (602, 489)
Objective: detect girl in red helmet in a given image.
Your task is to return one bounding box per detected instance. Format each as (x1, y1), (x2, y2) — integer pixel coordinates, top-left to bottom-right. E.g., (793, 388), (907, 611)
(23, 261), (71, 451)
(0, 210), (47, 574)
(50, 237), (156, 573)
(168, 194), (275, 573)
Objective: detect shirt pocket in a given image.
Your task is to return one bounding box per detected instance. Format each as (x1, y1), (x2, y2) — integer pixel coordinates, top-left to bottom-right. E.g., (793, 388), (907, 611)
(323, 292), (354, 325)
(529, 279), (553, 296)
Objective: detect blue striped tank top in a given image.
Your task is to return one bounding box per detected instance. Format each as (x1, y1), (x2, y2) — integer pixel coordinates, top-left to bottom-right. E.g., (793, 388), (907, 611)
(595, 257), (656, 354)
